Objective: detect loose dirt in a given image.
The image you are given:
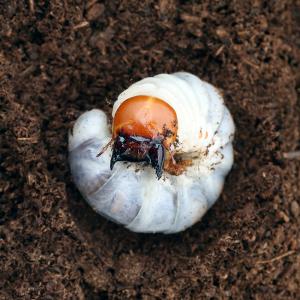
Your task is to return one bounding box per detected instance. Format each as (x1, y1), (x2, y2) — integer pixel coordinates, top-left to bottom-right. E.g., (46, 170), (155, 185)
(1, 1), (300, 299)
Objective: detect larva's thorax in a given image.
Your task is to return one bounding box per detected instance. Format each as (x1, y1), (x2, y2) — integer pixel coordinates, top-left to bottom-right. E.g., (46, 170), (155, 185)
(112, 96), (178, 149)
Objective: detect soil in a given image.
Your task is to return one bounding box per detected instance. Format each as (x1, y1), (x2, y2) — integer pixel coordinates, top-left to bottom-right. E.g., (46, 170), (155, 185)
(1, 1), (300, 299)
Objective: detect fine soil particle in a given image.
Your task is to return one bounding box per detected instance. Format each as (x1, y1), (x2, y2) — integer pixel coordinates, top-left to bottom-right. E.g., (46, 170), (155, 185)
(1, 1), (300, 299)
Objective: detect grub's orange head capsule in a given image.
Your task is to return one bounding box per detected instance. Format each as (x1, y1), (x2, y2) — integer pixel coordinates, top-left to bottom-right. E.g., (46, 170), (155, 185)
(110, 95), (178, 179)
(112, 95), (178, 148)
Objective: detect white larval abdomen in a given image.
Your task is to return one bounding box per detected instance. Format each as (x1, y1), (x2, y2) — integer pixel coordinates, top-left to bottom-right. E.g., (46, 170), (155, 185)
(69, 73), (235, 233)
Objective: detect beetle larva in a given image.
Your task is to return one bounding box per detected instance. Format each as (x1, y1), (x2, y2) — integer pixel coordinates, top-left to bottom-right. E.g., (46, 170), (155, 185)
(69, 72), (235, 233)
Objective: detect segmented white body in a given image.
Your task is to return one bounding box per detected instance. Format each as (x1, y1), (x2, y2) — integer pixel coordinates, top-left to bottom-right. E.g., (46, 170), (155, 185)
(69, 72), (235, 233)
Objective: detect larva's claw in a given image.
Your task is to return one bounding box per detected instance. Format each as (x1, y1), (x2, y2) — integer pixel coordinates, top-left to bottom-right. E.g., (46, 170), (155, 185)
(155, 165), (163, 180)
(97, 138), (114, 157)
(110, 149), (119, 170)
(149, 143), (165, 180)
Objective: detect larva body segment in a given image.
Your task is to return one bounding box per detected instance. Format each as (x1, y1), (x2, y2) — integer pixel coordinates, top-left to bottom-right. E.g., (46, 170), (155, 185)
(69, 72), (235, 233)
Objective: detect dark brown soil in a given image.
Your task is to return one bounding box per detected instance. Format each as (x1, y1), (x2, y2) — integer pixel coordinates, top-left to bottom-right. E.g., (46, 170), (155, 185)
(1, 1), (300, 299)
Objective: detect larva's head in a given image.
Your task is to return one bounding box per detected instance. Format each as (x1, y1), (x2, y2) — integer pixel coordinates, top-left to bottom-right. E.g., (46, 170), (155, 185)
(110, 95), (178, 179)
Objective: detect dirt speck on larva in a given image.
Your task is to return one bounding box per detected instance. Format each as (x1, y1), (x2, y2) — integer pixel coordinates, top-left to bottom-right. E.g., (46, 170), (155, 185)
(0, 1), (299, 299)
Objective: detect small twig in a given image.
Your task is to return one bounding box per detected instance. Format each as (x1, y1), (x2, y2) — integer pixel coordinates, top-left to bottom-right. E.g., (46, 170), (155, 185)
(215, 45), (225, 57)
(86, 0), (98, 10)
(283, 151), (300, 159)
(29, 0), (34, 13)
(256, 250), (295, 264)
(73, 21), (89, 30)
(166, 148), (177, 165)
(243, 58), (259, 69)
(20, 65), (36, 77)
(17, 137), (38, 143)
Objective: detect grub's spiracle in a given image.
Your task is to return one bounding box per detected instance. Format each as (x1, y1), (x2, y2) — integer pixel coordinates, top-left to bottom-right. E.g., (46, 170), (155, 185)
(69, 72), (235, 233)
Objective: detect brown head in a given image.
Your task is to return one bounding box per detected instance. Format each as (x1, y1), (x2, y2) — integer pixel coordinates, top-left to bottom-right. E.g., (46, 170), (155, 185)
(110, 95), (178, 179)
